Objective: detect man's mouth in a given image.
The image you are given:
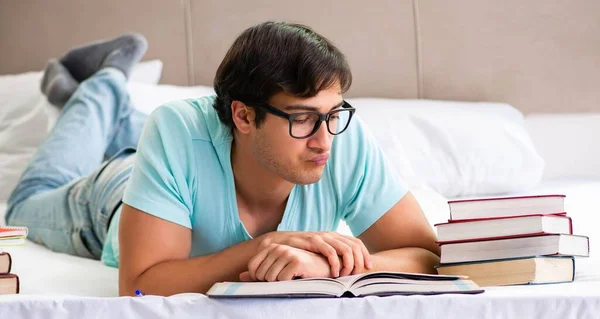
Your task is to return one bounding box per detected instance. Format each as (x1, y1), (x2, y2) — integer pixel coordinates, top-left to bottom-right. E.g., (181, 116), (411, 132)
(310, 154), (330, 165)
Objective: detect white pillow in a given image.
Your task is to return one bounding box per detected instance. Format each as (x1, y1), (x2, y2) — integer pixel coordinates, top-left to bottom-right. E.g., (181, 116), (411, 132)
(336, 184), (450, 235)
(0, 60), (170, 201)
(129, 60), (163, 85)
(127, 82), (215, 115)
(525, 113), (600, 180)
(349, 98), (545, 198)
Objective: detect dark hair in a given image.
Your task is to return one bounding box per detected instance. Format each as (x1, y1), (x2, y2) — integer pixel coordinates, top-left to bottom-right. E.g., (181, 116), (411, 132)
(213, 21), (352, 129)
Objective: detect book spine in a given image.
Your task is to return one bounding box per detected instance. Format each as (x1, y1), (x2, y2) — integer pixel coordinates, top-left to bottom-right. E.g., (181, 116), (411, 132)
(571, 258), (576, 282)
(568, 216), (573, 235)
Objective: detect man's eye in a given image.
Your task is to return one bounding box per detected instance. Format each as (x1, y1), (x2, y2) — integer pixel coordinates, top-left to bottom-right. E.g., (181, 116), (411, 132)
(293, 115), (311, 124)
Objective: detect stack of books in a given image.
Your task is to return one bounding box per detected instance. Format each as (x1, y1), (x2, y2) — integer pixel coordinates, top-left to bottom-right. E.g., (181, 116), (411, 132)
(434, 194), (590, 287)
(0, 226), (27, 295)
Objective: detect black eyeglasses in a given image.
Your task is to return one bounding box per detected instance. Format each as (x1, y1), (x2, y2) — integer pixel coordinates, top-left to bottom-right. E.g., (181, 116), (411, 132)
(253, 101), (356, 139)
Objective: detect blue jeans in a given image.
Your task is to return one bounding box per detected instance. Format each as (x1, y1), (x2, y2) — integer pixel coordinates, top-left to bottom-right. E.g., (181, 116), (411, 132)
(5, 69), (146, 259)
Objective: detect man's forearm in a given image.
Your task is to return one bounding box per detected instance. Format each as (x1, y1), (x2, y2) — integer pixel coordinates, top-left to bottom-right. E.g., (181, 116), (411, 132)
(368, 247), (440, 274)
(126, 236), (263, 296)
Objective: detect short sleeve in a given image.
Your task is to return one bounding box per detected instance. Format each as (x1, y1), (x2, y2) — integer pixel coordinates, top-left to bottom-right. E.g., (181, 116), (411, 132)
(336, 118), (409, 236)
(122, 104), (196, 229)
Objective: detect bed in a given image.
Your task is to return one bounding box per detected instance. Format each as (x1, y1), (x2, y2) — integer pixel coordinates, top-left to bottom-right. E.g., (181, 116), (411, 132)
(1, 0), (600, 318)
(1, 178), (599, 318)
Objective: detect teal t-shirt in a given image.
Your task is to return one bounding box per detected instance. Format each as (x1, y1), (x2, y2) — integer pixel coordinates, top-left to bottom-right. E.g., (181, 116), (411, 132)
(101, 96), (408, 268)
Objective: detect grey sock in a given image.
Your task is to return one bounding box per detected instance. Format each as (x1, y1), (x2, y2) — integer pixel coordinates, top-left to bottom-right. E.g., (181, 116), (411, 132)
(59, 33), (148, 82)
(40, 59), (78, 108)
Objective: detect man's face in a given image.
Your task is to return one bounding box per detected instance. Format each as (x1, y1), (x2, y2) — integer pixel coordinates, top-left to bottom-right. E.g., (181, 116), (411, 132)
(250, 84), (343, 185)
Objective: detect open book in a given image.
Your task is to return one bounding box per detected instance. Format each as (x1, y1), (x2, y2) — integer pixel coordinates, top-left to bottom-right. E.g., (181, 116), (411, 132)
(207, 271), (484, 298)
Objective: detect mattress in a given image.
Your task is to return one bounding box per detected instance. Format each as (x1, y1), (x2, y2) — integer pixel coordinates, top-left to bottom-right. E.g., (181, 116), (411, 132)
(0, 178), (599, 319)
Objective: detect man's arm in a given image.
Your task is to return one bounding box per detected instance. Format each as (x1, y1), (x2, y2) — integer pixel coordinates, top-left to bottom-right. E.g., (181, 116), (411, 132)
(357, 192), (441, 274)
(119, 204), (374, 295)
(118, 204), (266, 296)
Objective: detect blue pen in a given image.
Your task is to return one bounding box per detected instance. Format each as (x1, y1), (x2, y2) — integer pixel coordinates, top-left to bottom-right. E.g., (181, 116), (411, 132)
(135, 290), (144, 297)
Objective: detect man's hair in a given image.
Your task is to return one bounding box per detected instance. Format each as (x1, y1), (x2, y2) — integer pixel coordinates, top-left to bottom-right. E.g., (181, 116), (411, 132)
(213, 21), (352, 129)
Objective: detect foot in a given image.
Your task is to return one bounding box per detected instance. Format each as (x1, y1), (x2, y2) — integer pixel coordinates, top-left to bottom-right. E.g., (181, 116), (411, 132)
(59, 33), (148, 82)
(40, 59), (79, 108)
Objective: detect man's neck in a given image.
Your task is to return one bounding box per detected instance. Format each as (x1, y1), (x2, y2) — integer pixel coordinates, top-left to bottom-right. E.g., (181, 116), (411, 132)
(230, 140), (294, 215)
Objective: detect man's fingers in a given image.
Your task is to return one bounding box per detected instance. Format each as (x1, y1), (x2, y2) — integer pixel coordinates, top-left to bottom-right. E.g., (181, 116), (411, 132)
(277, 233), (372, 277)
(239, 271), (252, 282)
(336, 237), (365, 274)
(309, 236), (341, 277)
(349, 236), (373, 269)
(340, 235), (372, 269)
(255, 245), (288, 281)
(277, 263), (300, 282)
(321, 236), (354, 277)
(247, 243), (276, 281)
(264, 257), (292, 282)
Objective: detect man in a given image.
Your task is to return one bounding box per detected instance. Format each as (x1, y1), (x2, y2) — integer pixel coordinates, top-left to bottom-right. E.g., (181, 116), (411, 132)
(6, 22), (440, 297)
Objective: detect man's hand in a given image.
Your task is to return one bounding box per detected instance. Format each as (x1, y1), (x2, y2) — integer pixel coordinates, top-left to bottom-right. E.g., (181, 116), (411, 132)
(258, 231), (372, 277)
(240, 244), (331, 282)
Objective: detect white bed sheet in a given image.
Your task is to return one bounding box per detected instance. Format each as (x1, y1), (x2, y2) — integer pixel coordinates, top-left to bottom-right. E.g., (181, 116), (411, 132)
(0, 178), (599, 319)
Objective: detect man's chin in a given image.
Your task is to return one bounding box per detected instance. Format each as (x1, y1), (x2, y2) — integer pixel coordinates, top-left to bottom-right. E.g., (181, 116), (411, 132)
(287, 168), (324, 185)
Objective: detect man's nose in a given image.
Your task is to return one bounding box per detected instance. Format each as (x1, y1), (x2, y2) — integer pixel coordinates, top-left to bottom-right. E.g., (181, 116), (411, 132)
(307, 121), (333, 152)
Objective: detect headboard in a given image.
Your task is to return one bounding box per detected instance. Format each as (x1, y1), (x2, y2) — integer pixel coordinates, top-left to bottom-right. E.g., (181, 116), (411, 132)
(1, 0), (599, 114)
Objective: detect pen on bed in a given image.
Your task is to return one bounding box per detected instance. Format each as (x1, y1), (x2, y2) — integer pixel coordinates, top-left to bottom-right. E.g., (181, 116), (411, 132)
(135, 290), (144, 297)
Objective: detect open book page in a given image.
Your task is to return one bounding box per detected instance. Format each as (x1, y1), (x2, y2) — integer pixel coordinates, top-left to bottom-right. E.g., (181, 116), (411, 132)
(207, 277), (346, 297)
(337, 272), (477, 296)
(207, 272), (476, 298)
(350, 281), (482, 297)
(338, 271), (465, 287)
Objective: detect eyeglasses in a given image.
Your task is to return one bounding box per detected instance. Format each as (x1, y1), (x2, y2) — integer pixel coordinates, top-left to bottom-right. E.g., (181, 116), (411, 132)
(254, 101), (356, 139)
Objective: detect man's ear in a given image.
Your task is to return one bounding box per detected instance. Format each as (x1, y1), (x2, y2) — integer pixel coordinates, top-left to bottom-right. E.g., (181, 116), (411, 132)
(231, 101), (256, 134)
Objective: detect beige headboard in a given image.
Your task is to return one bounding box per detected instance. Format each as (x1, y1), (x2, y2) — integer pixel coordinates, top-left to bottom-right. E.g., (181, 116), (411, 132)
(1, 0), (599, 114)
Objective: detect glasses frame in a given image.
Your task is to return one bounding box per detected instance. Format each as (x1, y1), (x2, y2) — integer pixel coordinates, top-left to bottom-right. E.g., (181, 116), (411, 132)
(254, 101), (356, 139)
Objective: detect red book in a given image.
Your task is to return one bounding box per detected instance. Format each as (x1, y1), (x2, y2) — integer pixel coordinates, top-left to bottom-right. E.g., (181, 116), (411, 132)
(0, 226), (28, 238)
(435, 214), (573, 244)
(447, 194), (566, 221)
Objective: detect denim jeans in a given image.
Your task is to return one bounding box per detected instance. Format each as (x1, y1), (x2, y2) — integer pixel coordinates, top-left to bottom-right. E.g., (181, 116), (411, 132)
(5, 68), (146, 259)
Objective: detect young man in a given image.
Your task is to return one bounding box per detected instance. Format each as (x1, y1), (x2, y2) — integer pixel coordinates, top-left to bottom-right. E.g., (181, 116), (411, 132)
(6, 22), (440, 297)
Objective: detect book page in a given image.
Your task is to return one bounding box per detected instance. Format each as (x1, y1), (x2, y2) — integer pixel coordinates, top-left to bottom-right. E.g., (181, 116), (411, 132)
(208, 279), (345, 297)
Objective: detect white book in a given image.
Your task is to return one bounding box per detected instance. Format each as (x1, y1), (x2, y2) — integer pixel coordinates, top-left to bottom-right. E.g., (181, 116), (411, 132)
(448, 194), (565, 220)
(435, 214), (572, 243)
(0, 237), (26, 246)
(440, 234), (589, 264)
(207, 271), (484, 298)
(436, 256), (575, 287)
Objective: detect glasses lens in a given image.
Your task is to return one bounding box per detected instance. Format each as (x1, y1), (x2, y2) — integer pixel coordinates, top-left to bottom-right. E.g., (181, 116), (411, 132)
(327, 109), (352, 135)
(291, 113), (320, 138)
